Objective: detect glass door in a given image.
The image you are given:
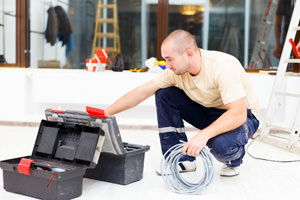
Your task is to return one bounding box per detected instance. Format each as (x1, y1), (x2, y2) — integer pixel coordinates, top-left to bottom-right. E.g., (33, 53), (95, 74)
(167, 0), (210, 50)
(0, 0), (16, 64)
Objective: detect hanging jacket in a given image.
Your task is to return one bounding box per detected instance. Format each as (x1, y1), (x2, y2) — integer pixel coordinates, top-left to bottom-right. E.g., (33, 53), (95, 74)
(54, 5), (72, 46)
(45, 6), (58, 46)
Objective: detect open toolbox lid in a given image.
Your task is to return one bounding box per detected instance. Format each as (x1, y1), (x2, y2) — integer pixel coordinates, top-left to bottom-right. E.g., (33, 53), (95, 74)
(45, 107), (126, 155)
(32, 120), (105, 168)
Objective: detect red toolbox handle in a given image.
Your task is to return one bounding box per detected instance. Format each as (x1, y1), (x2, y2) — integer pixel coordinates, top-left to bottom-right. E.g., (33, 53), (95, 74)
(50, 109), (65, 114)
(18, 158), (34, 175)
(86, 106), (107, 118)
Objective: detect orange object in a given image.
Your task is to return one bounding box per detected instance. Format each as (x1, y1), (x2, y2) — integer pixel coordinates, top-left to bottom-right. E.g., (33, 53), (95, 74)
(96, 49), (108, 63)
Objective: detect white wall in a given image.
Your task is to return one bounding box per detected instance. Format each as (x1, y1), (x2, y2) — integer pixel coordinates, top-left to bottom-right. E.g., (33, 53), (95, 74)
(0, 68), (299, 128)
(0, 68), (159, 125)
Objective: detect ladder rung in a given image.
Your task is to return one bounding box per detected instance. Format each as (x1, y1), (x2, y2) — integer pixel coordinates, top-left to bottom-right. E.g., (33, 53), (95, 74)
(262, 19), (272, 25)
(257, 40), (266, 45)
(275, 92), (300, 98)
(293, 26), (300, 31)
(99, 4), (115, 9)
(98, 19), (115, 24)
(259, 136), (300, 155)
(97, 33), (115, 38)
(99, 47), (119, 52)
(284, 59), (300, 63)
(107, 47), (119, 51)
(265, 123), (291, 132)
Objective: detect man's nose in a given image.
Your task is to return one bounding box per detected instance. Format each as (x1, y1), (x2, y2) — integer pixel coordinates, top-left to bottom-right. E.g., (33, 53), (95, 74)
(165, 61), (171, 69)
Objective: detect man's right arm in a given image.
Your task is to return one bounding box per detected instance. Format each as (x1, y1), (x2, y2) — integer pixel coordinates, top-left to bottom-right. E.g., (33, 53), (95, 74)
(104, 80), (160, 116)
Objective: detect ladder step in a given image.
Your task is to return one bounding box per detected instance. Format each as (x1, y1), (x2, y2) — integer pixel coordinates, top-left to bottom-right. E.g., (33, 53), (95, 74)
(262, 19), (272, 25)
(97, 33), (115, 38)
(106, 47), (119, 52)
(265, 123), (291, 133)
(99, 4), (115, 9)
(98, 47), (119, 52)
(99, 19), (115, 23)
(259, 136), (300, 155)
(284, 59), (300, 63)
(257, 40), (266, 45)
(293, 26), (300, 31)
(275, 92), (300, 98)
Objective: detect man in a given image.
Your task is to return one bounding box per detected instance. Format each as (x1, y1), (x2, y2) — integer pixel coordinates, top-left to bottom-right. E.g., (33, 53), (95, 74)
(273, 0), (294, 59)
(105, 30), (260, 177)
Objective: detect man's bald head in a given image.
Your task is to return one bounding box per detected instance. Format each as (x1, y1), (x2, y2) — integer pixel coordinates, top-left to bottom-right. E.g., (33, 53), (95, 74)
(162, 30), (198, 54)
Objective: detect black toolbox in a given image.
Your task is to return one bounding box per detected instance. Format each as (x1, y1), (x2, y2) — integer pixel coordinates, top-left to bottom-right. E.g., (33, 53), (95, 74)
(85, 142), (149, 185)
(45, 108), (150, 185)
(0, 119), (105, 200)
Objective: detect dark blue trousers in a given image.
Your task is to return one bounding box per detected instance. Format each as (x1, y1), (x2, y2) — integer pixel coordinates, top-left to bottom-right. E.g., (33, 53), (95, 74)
(155, 87), (259, 167)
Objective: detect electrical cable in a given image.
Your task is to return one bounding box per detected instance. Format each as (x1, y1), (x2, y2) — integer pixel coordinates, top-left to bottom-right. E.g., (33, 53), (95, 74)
(160, 142), (214, 194)
(246, 135), (300, 163)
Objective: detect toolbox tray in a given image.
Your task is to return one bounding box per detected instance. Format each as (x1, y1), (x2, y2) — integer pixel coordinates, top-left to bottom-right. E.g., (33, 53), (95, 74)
(0, 119), (105, 200)
(45, 109), (126, 155)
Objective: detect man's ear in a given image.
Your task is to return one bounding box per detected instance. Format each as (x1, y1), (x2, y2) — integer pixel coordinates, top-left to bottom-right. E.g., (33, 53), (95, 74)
(186, 48), (193, 58)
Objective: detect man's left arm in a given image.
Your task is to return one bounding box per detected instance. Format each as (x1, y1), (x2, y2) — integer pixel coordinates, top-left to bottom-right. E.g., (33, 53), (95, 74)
(182, 97), (247, 157)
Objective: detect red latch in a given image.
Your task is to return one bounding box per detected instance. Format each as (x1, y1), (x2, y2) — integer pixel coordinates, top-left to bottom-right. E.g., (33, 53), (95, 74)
(50, 109), (65, 114)
(18, 158), (34, 175)
(86, 106), (107, 118)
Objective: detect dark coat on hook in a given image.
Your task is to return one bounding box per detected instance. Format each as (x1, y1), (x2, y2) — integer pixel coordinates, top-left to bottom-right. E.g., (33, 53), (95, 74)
(45, 6), (58, 46)
(54, 5), (72, 46)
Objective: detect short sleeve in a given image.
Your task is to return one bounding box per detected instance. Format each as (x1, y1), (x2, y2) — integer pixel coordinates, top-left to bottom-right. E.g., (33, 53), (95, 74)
(217, 66), (246, 105)
(153, 69), (176, 88)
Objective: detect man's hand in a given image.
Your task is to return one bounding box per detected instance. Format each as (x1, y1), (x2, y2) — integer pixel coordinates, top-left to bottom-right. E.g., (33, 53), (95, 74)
(182, 131), (210, 157)
(182, 98), (247, 157)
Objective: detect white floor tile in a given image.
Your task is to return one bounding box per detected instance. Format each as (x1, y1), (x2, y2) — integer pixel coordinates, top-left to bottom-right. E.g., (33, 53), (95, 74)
(0, 125), (300, 200)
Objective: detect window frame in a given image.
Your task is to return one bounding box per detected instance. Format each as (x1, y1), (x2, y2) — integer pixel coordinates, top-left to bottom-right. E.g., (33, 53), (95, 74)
(0, 0), (29, 68)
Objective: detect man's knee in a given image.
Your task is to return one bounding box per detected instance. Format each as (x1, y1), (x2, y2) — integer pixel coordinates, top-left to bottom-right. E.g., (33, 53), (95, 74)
(207, 136), (231, 155)
(207, 135), (245, 165)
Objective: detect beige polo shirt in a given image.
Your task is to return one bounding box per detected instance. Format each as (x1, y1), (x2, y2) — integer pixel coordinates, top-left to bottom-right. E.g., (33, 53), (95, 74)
(153, 49), (260, 119)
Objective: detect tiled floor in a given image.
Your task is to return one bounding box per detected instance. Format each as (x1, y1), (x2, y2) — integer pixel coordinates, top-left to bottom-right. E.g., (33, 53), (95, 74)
(1, 125), (300, 200)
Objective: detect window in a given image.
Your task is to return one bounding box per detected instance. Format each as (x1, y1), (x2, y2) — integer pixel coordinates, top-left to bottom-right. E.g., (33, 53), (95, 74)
(0, 0), (28, 67)
(1, 0), (296, 70)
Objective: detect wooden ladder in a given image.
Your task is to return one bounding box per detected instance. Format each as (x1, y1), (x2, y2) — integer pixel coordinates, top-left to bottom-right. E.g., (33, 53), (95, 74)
(91, 0), (121, 59)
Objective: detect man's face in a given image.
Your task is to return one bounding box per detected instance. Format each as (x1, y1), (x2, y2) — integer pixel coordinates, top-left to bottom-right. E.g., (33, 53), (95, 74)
(161, 43), (189, 75)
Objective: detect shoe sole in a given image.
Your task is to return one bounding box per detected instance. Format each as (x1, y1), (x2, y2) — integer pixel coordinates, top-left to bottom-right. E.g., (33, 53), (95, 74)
(220, 172), (240, 177)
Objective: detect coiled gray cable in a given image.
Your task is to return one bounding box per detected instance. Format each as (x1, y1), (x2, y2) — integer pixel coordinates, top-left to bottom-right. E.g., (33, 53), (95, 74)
(160, 142), (214, 194)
